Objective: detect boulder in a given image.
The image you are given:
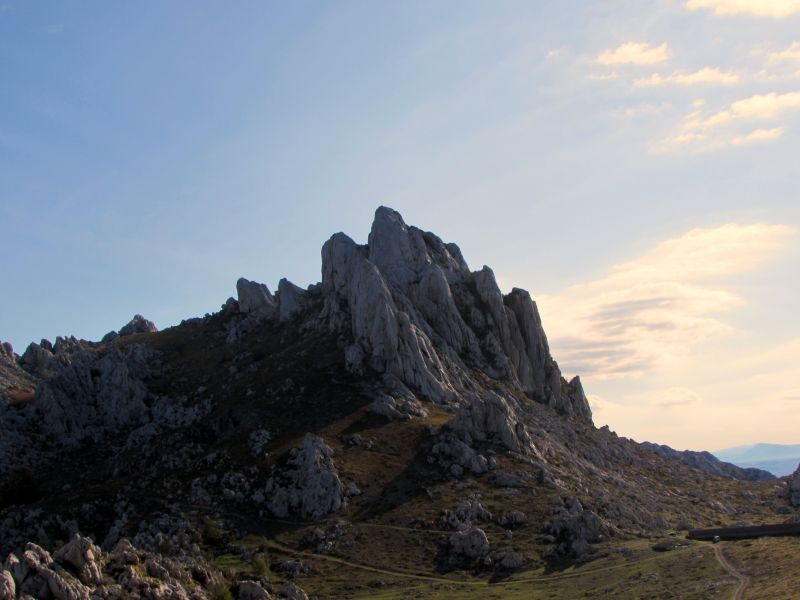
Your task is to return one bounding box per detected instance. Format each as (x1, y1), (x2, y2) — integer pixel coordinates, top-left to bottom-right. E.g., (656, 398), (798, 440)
(54, 534), (103, 584)
(497, 510), (528, 529)
(283, 581), (309, 600)
(0, 570), (14, 600)
(448, 527), (490, 559)
(261, 434), (346, 520)
(239, 580), (272, 600)
(543, 497), (610, 559)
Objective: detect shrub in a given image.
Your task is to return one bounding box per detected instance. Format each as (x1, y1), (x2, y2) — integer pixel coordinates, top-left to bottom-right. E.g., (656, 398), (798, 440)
(208, 583), (233, 600)
(202, 521), (224, 545)
(252, 553), (269, 576)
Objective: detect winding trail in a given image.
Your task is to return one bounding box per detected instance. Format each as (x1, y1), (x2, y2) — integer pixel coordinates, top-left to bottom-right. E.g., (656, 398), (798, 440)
(264, 537), (671, 587)
(713, 544), (750, 600)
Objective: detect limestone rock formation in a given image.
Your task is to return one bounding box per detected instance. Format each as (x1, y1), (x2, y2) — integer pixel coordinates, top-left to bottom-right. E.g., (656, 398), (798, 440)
(259, 434), (346, 520)
(447, 527), (490, 560)
(1, 336), (206, 478)
(53, 534), (103, 585)
(238, 580), (272, 600)
(0, 536), (226, 600)
(0, 340), (35, 406)
(320, 206), (591, 423)
(277, 278), (308, 322)
(236, 278), (277, 316)
(543, 496), (611, 559)
(440, 498), (492, 530)
(119, 314), (158, 337)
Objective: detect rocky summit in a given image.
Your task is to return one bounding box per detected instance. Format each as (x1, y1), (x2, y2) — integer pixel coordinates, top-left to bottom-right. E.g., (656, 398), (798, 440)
(1, 207), (798, 600)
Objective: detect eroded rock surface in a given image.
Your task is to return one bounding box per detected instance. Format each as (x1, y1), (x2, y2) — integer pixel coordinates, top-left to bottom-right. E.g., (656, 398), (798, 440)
(320, 207), (591, 423)
(259, 434), (346, 520)
(447, 527), (490, 560)
(237, 278), (278, 317)
(119, 314), (158, 337)
(0, 535), (222, 600)
(543, 496), (611, 560)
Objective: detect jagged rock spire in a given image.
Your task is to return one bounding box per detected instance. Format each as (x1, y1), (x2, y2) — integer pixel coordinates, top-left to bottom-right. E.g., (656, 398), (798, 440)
(321, 206), (592, 423)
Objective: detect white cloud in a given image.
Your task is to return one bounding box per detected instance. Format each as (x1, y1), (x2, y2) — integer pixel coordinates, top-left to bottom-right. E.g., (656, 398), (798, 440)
(655, 91), (800, 151)
(634, 67), (739, 87)
(687, 0), (800, 17)
(768, 41), (800, 62)
(588, 71), (622, 81)
(537, 224), (796, 380)
(722, 90), (800, 119)
(617, 103), (671, 118)
(597, 42), (669, 66)
(731, 126), (783, 144)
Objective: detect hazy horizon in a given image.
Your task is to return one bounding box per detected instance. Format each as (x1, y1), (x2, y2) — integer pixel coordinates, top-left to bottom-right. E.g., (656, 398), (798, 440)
(2, 1), (799, 452)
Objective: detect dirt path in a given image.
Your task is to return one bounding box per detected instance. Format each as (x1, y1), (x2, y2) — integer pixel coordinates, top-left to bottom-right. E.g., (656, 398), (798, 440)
(714, 544), (750, 600)
(264, 537), (672, 587)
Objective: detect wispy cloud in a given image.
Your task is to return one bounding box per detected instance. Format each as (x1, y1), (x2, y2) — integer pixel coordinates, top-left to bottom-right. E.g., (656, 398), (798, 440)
(538, 224), (796, 380)
(655, 90), (800, 151)
(687, 0), (800, 17)
(616, 103), (672, 118)
(653, 387), (702, 408)
(588, 71), (622, 81)
(597, 42), (669, 66)
(634, 67), (739, 87)
(731, 126), (783, 144)
(768, 41), (800, 63)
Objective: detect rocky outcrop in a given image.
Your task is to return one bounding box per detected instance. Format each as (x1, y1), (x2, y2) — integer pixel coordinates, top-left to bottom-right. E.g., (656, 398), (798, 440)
(1, 536), (220, 600)
(258, 434), (346, 520)
(53, 534), (103, 585)
(238, 580), (272, 600)
(440, 498), (492, 530)
(23, 340), (155, 447)
(0, 340), (35, 406)
(1, 336), (207, 478)
(320, 207), (591, 424)
(447, 527), (490, 560)
(789, 465), (800, 507)
(236, 278), (278, 317)
(642, 442), (775, 482)
(450, 391), (534, 454)
(119, 314), (158, 337)
(543, 496), (611, 560)
(0, 570), (13, 600)
(283, 581), (309, 600)
(277, 278), (308, 322)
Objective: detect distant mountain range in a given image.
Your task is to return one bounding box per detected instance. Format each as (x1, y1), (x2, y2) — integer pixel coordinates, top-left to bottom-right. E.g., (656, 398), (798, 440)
(714, 443), (800, 477)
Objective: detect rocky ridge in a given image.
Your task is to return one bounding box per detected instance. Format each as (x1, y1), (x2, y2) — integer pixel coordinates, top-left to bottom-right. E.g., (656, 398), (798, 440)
(1, 206), (795, 598)
(642, 442), (775, 482)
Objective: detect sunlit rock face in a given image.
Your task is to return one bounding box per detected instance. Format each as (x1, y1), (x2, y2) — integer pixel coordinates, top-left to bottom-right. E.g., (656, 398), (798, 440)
(320, 206), (592, 423)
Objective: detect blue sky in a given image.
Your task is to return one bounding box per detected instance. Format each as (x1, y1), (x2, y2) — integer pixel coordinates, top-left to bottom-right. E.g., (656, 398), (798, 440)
(2, 1), (798, 449)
